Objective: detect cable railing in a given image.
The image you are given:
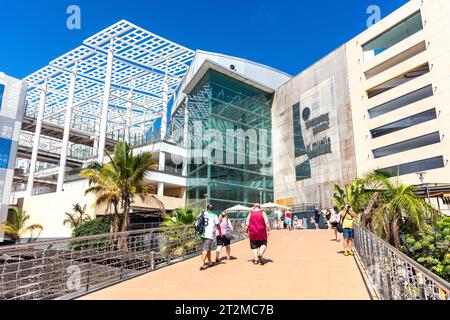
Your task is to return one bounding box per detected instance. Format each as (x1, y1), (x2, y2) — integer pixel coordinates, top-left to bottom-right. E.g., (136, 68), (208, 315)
(0, 219), (247, 300)
(353, 224), (450, 300)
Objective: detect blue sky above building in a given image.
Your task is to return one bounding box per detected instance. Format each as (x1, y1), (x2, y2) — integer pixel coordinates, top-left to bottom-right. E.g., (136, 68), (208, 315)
(0, 0), (409, 79)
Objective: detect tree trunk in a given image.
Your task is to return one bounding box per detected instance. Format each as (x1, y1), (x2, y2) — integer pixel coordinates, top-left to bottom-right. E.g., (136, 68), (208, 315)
(363, 192), (379, 229)
(392, 213), (402, 248)
(118, 196), (131, 252)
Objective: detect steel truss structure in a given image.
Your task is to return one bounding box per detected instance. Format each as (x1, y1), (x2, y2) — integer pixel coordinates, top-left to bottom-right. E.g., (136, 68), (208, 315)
(22, 20), (195, 193)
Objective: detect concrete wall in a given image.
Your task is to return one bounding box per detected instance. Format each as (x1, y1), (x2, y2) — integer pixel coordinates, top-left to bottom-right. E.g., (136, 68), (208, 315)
(272, 45), (357, 208)
(347, 0), (450, 186)
(20, 188), (185, 240)
(0, 73), (26, 242)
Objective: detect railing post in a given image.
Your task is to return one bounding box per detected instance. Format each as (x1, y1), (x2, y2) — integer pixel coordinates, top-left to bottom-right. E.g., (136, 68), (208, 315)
(396, 257), (406, 299)
(181, 227), (187, 259)
(147, 232), (153, 271)
(416, 271), (426, 300)
(150, 251), (155, 270)
(85, 256), (92, 292)
(119, 255), (124, 280)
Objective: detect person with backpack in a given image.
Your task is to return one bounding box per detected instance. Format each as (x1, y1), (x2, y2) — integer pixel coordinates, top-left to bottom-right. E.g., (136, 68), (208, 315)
(197, 204), (222, 270)
(244, 203), (270, 265)
(215, 211), (234, 262)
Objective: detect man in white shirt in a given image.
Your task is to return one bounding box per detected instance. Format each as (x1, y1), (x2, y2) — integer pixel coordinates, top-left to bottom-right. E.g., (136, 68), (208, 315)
(200, 204), (222, 270)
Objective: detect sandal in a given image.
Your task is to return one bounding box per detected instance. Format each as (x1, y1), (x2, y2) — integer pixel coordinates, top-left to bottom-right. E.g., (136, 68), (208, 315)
(252, 259), (259, 265)
(199, 265), (208, 271)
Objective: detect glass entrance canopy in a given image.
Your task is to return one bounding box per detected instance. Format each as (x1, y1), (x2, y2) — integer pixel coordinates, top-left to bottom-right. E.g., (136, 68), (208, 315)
(22, 20), (195, 158)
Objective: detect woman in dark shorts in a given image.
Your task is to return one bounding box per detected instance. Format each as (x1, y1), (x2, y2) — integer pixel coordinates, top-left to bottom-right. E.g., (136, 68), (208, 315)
(215, 212), (234, 262)
(329, 205), (341, 242)
(244, 203), (271, 265)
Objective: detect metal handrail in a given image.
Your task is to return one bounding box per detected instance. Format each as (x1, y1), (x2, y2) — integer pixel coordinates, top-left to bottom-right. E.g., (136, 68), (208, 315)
(353, 224), (450, 300)
(0, 219), (248, 300)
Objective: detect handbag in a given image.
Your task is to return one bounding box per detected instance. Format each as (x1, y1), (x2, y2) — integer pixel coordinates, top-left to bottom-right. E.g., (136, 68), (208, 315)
(337, 222), (344, 233)
(226, 219), (234, 240)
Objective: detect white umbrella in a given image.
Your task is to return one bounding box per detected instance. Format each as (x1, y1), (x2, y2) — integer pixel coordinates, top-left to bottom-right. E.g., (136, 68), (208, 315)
(261, 202), (289, 210)
(224, 204), (252, 212)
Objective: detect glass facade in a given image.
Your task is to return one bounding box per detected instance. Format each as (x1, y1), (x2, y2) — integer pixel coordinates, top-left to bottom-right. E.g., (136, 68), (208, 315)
(185, 70), (274, 211)
(0, 137), (11, 169)
(0, 84), (4, 110)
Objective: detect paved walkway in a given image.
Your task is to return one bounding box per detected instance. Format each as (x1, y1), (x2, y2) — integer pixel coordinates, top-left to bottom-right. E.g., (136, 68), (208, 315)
(79, 230), (372, 300)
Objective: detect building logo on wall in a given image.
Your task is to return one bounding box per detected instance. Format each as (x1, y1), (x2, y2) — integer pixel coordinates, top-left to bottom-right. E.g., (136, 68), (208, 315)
(292, 87), (333, 181)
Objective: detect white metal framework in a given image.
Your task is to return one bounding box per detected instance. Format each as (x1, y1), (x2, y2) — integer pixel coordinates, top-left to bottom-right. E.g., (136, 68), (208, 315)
(23, 20), (195, 193)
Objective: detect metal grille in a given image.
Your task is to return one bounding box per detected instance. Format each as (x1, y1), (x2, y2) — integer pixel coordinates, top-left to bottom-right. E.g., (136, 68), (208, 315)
(354, 224), (450, 300)
(0, 219), (247, 300)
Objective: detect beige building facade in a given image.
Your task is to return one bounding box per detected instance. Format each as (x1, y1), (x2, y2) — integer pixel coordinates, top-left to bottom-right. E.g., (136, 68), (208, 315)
(347, 0), (450, 185)
(272, 46), (357, 208)
(273, 0), (450, 208)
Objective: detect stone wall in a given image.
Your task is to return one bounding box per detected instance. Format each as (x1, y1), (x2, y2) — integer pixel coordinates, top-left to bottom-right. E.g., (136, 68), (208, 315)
(272, 45), (357, 208)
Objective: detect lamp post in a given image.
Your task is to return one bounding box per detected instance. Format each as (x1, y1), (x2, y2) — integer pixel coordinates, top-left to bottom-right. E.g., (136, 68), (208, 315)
(203, 193), (208, 211)
(416, 172), (431, 204)
(257, 188), (263, 204)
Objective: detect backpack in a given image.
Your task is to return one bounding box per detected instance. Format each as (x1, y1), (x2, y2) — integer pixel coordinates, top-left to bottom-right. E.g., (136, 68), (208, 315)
(194, 211), (206, 235)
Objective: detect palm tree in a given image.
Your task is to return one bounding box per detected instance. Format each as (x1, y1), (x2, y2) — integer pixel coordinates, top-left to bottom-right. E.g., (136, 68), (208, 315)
(0, 208), (43, 244)
(361, 170), (442, 248)
(161, 208), (201, 257)
(63, 204), (91, 233)
(81, 141), (162, 234)
(333, 178), (369, 213)
(161, 208), (200, 227)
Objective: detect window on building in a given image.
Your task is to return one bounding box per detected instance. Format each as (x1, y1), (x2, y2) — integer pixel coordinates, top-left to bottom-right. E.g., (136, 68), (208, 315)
(367, 63), (430, 99)
(364, 41), (427, 80)
(363, 11), (423, 60)
(0, 137), (12, 169)
(370, 108), (437, 138)
(373, 132), (440, 158)
(378, 155), (444, 176)
(0, 84), (5, 111)
(368, 85), (433, 118)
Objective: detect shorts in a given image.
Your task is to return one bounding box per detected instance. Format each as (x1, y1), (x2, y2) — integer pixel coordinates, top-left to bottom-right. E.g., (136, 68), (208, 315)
(285, 218), (291, 225)
(202, 238), (214, 251)
(250, 240), (267, 249)
(216, 235), (231, 246)
(330, 222), (338, 228)
(343, 228), (354, 239)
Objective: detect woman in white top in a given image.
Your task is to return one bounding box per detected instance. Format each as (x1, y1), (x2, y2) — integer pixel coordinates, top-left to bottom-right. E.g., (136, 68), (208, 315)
(329, 205), (341, 242)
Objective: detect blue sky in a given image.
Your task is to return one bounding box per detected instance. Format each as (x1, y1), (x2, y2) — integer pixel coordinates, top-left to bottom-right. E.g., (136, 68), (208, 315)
(0, 0), (409, 79)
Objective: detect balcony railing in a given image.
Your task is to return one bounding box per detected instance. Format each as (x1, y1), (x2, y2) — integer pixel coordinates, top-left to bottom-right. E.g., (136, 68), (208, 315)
(353, 224), (450, 300)
(0, 219), (247, 300)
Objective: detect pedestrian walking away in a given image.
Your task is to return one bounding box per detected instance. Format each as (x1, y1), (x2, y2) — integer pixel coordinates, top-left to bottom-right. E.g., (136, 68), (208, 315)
(274, 209), (282, 230)
(198, 204), (222, 270)
(314, 206), (320, 228)
(244, 203), (271, 265)
(284, 209), (292, 231)
(215, 211), (234, 262)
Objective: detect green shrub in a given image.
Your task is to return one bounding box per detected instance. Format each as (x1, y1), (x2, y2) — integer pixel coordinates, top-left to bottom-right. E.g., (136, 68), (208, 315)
(73, 215), (111, 237)
(404, 217), (450, 281)
(69, 216), (112, 251)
